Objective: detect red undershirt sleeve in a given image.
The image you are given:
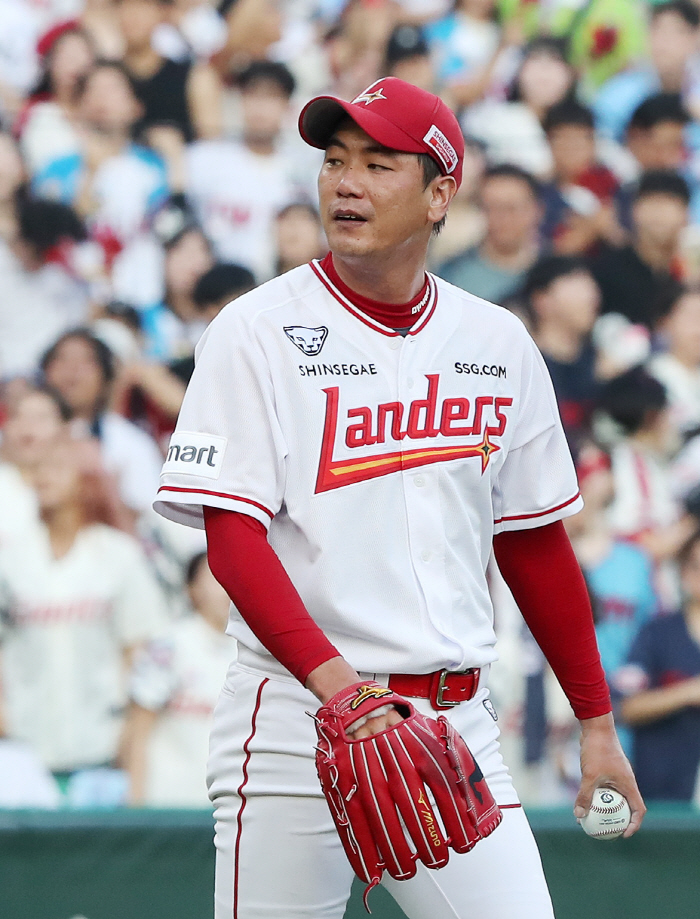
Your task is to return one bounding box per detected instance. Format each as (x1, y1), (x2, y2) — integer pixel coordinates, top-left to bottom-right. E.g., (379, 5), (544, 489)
(203, 505), (341, 685)
(492, 520), (611, 721)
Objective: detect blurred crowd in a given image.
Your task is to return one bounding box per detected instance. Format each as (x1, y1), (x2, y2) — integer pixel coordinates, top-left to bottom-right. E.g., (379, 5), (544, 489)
(1, 0), (700, 810)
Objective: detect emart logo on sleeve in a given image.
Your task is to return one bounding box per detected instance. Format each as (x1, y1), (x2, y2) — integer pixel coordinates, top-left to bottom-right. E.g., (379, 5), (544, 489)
(162, 432), (227, 480)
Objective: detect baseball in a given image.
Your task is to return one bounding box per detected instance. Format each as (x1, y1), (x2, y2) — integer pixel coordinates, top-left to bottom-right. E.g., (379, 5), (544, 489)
(579, 788), (631, 840)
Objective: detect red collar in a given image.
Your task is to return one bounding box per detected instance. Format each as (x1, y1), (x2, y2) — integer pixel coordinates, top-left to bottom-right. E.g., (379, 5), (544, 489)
(318, 253), (432, 332)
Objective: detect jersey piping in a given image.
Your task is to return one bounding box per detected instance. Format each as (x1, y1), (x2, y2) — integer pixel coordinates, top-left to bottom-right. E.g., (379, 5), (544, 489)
(156, 485), (274, 519)
(493, 490), (581, 525)
(233, 678), (268, 919)
(309, 259), (438, 337)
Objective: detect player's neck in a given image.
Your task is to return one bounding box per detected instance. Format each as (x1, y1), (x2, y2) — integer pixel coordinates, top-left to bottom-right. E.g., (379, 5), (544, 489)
(329, 251), (427, 304)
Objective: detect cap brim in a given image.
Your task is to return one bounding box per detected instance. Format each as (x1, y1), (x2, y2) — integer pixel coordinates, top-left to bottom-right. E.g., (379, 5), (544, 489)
(299, 96), (425, 158)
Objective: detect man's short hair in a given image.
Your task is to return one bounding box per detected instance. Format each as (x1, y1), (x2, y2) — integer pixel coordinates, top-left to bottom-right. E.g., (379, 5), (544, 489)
(651, 0), (700, 29)
(75, 59), (139, 101)
(385, 24), (429, 70)
(628, 93), (690, 132)
(597, 366), (668, 435)
(237, 61), (296, 98)
(635, 169), (691, 206)
(482, 163), (541, 199)
(18, 198), (86, 256)
(542, 100), (594, 135)
(193, 263), (256, 308)
(523, 255), (590, 300)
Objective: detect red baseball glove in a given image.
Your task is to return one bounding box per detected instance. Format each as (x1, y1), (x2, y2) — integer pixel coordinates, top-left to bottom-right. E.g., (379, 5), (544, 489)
(313, 681), (502, 897)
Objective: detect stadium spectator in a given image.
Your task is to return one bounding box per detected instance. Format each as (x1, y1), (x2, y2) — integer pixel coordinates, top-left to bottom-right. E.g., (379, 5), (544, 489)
(117, 0), (222, 142)
(0, 0), (42, 126)
(274, 202), (326, 277)
(424, 0), (510, 107)
(0, 384), (71, 547)
(649, 285), (700, 436)
(591, 170), (690, 329)
(570, 446), (658, 685)
(427, 135), (486, 268)
(616, 529), (700, 803)
(598, 366), (694, 610)
(522, 255), (602, 447)
(33, 61), (169, 269)
(212, 0), (283, 79)
(0, 440), (167, 799)
(594, 1), (700, 145)
(185, 61), (300, 281)
(115, 261), (254, 444)
(384, 23), (435, 92)
(437, 163), (542, 303)
(40, 329), (163, 523)
(615, 93), (700, 226)
(17, 21), (95, 176)
(540, 100), (624, 255)
(463, 37), (576, 177)
(140, 218), (214, 361)
(0, 197), (91, 379)
(0, 132), (25, 244)
(125, 551), (233, 806)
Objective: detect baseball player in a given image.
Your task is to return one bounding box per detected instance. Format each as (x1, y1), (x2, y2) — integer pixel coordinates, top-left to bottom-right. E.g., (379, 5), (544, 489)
(155, 77), (645, 919)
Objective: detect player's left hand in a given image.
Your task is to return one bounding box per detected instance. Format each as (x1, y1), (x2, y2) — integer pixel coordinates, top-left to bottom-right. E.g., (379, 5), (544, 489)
(575, 712), (646, 838)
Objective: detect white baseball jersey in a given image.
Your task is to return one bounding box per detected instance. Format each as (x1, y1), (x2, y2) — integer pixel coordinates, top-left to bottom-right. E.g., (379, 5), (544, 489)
(0, 523), (169, 771)
(154, 261), (582, 676)
(129, 614), (235, 806)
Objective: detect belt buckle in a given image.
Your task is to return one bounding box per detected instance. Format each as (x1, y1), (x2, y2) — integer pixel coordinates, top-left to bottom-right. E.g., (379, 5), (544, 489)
(434, 669), (461, 708)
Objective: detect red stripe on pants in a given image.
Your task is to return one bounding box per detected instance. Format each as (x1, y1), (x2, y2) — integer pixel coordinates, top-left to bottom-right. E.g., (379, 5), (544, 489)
(233, 678), (269, 919)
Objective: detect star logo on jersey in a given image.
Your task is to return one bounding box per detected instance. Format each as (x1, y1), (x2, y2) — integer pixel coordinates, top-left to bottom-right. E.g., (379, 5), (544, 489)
(284, 326), (329, 356)
(352, 87), (387, 106)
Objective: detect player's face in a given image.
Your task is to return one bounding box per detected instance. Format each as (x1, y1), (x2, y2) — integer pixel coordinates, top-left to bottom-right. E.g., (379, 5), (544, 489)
(318, 121), (441, 261)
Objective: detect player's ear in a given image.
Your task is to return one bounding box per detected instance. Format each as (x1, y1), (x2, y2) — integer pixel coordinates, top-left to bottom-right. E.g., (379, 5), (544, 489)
(427, 175), (456, 226)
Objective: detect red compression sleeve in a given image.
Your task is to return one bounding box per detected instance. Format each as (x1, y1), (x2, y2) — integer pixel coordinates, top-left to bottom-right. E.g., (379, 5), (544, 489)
(204, 506), (341, 684)
(492, 520), (611, 721)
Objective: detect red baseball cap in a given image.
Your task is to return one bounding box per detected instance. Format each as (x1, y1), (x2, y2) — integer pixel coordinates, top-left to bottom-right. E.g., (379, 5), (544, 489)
(299, 77), (464, 188)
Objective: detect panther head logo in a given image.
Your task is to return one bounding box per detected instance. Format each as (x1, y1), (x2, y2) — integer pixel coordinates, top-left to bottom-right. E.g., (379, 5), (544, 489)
(284, 326), (328, 356)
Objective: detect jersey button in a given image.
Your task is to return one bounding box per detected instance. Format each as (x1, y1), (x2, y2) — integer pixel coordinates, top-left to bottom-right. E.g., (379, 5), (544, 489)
(421, 550), (432, 563)
(414, 476), (425, 487)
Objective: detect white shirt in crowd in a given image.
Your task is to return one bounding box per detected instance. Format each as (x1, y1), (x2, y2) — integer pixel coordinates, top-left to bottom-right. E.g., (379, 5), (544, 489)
(185, 140), (299, 282)
(648, 352), (700, 435)
(0, 523), (168, 771)
(79, 412), (164, 517)
(130, 614), (235, 806)
(0, 240), (89, 380)
(0, 462), (39, 550)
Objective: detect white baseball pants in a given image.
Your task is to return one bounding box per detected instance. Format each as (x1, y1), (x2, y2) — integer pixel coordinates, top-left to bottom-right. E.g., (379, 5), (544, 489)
(207, 651), (556, 919)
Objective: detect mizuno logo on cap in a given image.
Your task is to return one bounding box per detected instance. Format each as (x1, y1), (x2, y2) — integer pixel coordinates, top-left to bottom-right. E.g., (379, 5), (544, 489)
(423, 124), (458, 174)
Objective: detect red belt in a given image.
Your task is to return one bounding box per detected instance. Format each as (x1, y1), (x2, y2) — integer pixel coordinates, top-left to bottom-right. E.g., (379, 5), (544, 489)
(388, 668), (480, 711)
